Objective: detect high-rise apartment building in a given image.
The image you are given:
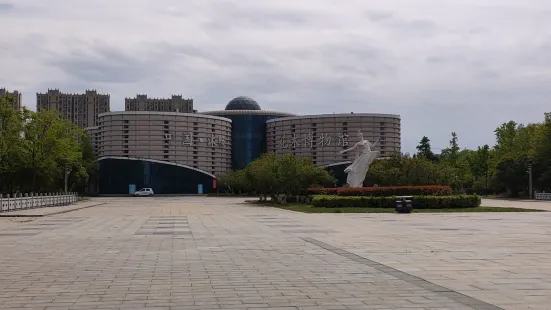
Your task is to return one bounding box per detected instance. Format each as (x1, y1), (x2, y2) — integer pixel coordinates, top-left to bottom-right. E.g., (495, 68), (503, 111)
(36, 89), (110, 128)
(0, 88), (22, 110)
(125, 94), (194, 113)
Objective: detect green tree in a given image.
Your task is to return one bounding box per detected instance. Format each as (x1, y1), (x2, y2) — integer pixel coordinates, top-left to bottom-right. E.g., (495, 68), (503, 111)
(494, 121), (518, 155)
(533, 114), (551, 190)
(494, 155), (529, 196)
(416, 136), (436, 161)
(218, 169), (250, 194)
(0, 97), (24, 192)
(20, 110), (84, 192)
(220, 153), (335, 203)
(70, 134), (98, 193)
(245, 152), (278, 201)
(441, 132), (460, 165)
(469, 145), (491, 189)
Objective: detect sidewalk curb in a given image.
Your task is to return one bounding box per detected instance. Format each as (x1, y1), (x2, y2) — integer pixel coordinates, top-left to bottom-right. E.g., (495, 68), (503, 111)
(0, 202), (106, 218)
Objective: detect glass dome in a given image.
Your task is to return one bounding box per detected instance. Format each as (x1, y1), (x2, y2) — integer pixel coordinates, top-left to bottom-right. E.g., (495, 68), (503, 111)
(225, 96), (261, 111)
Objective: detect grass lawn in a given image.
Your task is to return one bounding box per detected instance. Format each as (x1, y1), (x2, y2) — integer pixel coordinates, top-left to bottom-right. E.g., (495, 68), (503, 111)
(260, 203), (545, 213)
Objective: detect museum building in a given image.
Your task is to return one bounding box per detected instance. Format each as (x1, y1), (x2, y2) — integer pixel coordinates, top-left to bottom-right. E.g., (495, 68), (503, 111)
(93, 96), (401, 194)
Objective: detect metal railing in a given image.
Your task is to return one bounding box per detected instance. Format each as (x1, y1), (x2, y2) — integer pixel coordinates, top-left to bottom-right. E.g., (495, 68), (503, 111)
(535, 192), (551, 200)
(0, 192), (79, 213)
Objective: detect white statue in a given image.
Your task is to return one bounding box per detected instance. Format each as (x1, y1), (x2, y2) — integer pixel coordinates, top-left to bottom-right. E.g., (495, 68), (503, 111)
(338, 130), (380, 187)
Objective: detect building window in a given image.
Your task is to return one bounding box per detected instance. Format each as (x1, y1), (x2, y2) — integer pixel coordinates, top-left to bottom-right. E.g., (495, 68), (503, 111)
(124, 120), (129, 124)
(124, 135), (129, 139)
(123, 150), (128, 154)
(164, 121), (169, 125)
(124, 130), (129, 134)
(124, 140), (128, 144)
(164, 125), (169, 129)
(124, 145), (128, 149)
(164, 155), (169, 159)
(164, 150), (169, 154)
(124, 125), (129, 129)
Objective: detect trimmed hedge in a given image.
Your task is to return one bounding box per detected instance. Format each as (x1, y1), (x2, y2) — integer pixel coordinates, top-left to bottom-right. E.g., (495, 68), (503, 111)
(312, 194), (481, 209)
(308, 185), (452, 197)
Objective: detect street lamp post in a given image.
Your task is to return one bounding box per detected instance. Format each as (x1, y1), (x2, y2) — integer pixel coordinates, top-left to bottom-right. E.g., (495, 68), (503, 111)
(64, 163), (71, 193)
(528, 162), (533, 199)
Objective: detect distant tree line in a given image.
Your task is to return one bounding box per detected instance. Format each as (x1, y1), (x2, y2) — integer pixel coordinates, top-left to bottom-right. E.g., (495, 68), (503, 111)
(367, 115), (551, 197)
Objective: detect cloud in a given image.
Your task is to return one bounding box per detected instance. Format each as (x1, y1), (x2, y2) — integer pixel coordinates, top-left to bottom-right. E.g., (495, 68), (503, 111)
(0, 0), (551, 153)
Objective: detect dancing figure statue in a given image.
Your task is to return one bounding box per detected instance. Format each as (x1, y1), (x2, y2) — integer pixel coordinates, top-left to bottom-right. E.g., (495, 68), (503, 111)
(338, 130), (380, 187)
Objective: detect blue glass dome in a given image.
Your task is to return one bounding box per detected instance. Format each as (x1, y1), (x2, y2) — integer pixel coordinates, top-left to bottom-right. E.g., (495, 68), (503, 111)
(225, 96), (261, 111)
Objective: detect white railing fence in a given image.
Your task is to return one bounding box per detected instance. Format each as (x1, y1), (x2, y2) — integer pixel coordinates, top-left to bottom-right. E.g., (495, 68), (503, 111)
(535, 191), (551, 201)
(0, 192), (79, 213)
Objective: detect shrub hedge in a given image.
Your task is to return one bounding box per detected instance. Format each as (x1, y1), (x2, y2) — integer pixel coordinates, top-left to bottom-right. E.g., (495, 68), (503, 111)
(311, 194), (481, 209)
(308, 185), (452, 197)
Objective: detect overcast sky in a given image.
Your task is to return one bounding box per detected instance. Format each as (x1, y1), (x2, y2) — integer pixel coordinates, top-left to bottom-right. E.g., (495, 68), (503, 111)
(1, 0), (550, 153)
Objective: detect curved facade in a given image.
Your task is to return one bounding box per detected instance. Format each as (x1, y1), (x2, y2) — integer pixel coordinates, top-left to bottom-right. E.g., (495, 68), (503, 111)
(202, 110), (294, 170)
(98, 157), (216, 194)
(266, 114), (401, 167)
(97, 111), (232, 177)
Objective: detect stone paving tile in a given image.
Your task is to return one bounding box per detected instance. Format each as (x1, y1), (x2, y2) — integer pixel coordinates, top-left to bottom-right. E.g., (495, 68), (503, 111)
(1, 197), (550, 309)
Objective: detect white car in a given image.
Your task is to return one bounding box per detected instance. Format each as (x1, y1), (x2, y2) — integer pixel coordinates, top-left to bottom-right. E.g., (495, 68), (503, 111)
(134, 188), (154, 197)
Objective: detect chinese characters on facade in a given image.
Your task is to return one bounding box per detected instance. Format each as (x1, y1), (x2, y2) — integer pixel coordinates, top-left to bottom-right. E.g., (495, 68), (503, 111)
(164, 132), (228, 147)
(277, 132), (350, 149)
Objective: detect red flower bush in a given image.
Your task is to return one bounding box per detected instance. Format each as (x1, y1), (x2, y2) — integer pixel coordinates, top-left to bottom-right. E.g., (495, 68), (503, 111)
(307, 185), (452, 197)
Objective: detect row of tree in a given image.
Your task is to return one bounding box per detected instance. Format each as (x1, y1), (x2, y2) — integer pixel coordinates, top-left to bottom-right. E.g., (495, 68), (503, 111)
(381, 114), (551, 196)
(0, 96), (97, 193)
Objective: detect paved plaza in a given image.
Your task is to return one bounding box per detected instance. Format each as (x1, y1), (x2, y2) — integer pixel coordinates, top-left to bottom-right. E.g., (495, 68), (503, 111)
(1, 197), (551, 310)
